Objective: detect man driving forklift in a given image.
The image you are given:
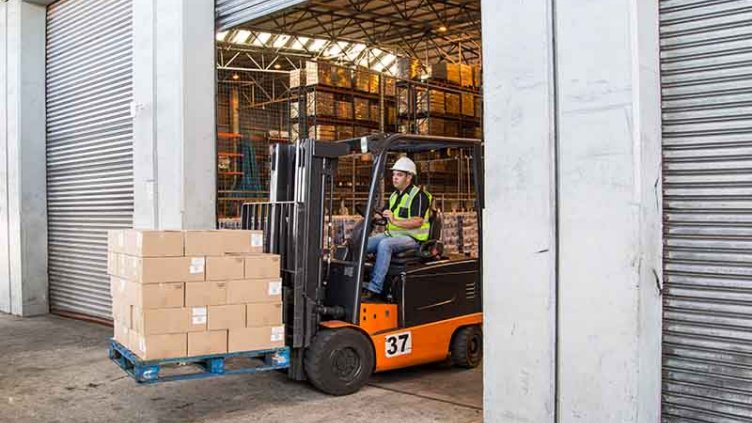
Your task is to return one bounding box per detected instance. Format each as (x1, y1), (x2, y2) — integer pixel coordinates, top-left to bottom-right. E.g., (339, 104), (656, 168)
(363, 157), (431, 300)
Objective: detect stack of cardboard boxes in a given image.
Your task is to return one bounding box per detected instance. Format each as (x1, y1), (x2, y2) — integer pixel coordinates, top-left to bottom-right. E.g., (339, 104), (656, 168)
(108, 230), (284, 360)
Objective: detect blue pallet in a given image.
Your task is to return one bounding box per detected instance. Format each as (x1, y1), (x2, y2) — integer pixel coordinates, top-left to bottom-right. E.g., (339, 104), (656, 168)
(108, 339), (290, 384)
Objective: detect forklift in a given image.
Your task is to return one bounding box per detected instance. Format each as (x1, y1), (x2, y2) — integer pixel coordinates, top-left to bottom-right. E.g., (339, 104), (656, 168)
(242, 133), (483, 395)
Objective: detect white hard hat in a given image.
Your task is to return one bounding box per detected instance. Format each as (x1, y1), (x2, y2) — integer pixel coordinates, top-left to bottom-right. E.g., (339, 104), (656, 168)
(391, 157), (417, 175)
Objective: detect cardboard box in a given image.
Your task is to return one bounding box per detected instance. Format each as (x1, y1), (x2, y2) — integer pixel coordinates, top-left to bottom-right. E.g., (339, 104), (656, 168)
(246, 303), (283, 327)
(113, 322), (130, 349)
(107, 230), (127, 253)
(129, 332), (187, 360)
(228, 325), (285, 352)
(188, 331), (228, 356)
(127, 230), (184, 257)
(188, 307), (209, 332)
(227, 279), (282, 304)
(120, 256), (205, 283)
(112, 277), (184, 309)
(244, 254), (281, 279)
(185, 282), (228, 307)
(133, 308), (190, 335)
(208, 304), (246, 330)
(183, 230), (263, 256)
(206, 256), (244, 281)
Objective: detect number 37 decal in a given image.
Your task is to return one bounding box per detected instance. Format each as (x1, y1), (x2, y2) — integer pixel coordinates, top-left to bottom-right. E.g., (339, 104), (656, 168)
(385, 331), (412, 358)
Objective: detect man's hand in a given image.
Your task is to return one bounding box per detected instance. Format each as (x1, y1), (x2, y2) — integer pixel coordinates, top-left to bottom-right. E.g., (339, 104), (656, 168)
(382, 209), (394, 223)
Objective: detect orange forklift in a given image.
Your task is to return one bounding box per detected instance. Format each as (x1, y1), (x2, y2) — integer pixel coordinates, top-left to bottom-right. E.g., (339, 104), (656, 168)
(243, 133), (483, 395)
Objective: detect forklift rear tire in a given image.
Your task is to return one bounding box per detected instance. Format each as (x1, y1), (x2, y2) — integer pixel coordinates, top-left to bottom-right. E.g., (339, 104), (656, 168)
(304, 328), (375, 396)
(451, 325), (483, 368)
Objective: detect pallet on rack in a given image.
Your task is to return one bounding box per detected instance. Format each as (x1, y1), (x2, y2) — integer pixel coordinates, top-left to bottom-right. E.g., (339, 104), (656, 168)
(108, 339), (290, 384)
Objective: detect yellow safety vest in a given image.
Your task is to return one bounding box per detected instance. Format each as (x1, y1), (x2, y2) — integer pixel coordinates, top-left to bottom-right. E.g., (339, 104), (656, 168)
(387, 186), (432, 241)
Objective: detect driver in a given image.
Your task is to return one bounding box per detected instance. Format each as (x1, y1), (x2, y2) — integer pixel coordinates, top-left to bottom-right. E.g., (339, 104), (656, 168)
(363, 157), (432, 299)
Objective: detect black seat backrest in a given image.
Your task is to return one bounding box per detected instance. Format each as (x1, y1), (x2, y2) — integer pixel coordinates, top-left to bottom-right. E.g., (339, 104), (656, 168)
(428, 209), (443, 242)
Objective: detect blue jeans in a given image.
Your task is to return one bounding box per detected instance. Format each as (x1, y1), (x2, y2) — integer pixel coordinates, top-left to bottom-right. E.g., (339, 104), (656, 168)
(365, 233), (419, 294)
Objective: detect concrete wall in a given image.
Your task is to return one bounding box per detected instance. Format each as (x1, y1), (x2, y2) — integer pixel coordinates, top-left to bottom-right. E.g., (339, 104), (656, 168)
(482, 0), (662, 421)
(0, 0), (49, 316)
(132, 0), (216, 230)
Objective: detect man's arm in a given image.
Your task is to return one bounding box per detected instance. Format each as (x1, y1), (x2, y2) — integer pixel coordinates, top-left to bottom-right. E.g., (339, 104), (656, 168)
(385, 191), (429, 229)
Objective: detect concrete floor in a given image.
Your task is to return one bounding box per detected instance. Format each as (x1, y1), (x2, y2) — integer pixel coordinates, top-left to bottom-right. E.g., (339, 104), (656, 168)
(0, 314), (482, 423)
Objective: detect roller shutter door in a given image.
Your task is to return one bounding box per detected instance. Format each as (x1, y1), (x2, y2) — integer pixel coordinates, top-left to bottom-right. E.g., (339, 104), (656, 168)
(216, 0), (307, 31)
(660, 0), (752, 421)
(46, 0), (133, 319)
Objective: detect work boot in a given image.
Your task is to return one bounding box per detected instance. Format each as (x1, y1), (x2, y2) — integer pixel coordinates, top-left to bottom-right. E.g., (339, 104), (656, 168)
(361, 289), (381, 303)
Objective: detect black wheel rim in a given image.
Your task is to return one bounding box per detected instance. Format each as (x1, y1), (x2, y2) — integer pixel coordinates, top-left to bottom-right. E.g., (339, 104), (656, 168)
(330, 347), (362, 381)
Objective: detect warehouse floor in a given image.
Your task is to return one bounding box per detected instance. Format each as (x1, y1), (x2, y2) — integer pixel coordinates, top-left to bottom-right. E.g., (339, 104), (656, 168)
(0, 314), (482, 423)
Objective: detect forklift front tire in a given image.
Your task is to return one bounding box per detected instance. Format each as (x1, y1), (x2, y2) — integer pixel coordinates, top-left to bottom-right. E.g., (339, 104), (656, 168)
(304, 328), (375, 396)
(451, 325), (483, 368)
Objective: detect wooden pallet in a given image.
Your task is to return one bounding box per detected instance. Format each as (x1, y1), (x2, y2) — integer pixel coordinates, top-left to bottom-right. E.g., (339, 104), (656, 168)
(108, 339), (289, 384)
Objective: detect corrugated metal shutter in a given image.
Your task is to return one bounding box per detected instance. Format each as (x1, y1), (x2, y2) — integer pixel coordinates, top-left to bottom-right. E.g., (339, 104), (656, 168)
(216, 0), (307, 31)
(660, 0), (752, 421)
(46, 0), (133, 319)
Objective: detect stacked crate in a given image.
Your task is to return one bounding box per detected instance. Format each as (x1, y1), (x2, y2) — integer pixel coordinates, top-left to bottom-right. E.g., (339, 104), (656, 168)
(336, 100), (353, 119)
(307, 91), (335, 116)
(461, 93), (475, 117)
(417, 88), (445, 114)
(396, 57), (421, 80)
(431, 63), (461, 85)
(354, 68), (371, 92)
(305, 61), (333, 86)
(108, 230), (284, 360)
(309, 125), (337, 141)
(445, 93), (461, 115)
(460, 64), (474, 88)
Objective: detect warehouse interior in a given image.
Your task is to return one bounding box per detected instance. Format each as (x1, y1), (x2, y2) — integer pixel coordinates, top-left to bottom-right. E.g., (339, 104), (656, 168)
(214, 0), (482, 258)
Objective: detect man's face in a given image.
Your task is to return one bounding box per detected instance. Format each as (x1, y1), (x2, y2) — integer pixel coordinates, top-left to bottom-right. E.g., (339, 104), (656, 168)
(392, 171), (412, 191)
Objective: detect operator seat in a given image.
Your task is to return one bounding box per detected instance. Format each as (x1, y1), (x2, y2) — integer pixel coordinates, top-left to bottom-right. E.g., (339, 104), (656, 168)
(390, 209), (444, 265)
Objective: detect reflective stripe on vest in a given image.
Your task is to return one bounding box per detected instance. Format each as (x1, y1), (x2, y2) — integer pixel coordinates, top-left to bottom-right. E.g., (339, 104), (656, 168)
(387, 186), (432, 241)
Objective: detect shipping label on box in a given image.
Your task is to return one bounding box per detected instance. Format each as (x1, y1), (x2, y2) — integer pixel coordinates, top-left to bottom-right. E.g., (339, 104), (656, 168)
(124, 230), (184, 257)
(129, 332), (187, 360)
(226, 279), (282, 304)
(243, 254), (281, 279)
(228, 325), (285, 352)
(183, 230), (263, 256)
(246, 303), (283, 328)
(189, 307), (208, 332)
(185, 282), (228, 307)
(206, 256), (244, 281)
(188, 330), (228, 356)
(133, 307), (190, 335)
(208, 304), (246, 330)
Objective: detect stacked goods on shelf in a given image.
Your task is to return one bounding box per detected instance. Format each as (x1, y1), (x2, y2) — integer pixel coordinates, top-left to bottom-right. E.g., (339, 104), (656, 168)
(398, 89), (410, 115)
(290, 102), (300, 119)
(446, 93), (461, 115)
(309, 125), (337, 141)
(354, 98), (370, 121)
(370, 104), (380, 123)
(461, 93), (475, 117)
(305, 61), (333, 86)
(289, 69), (304, 88)
(336, 100), (353, 119)
(333, 66), (352, 89)
(417, 88), (445, 114)
(458, 213), (479, 257)
(354, 68), (370, 92)
(306, 91), (335, 116)
(463, 126), (483, 139)
(460, 64), (474, 88)
(417, 118), (445, 135)
(368, 73), (380, 94)
(473, 66), (482, 88)
(386, 105), (397, 126)
(268, 130), (289, 140)
(384, 76), (397, 97)
(108, 230), (284, 360)
(440, 214), (461, 255)
(445, 121), (461, 137)
(431, 63), (461, 85)
(475, 96), (482, 118)
(337, 126), (354, 140)
(396, 57), (421, 80)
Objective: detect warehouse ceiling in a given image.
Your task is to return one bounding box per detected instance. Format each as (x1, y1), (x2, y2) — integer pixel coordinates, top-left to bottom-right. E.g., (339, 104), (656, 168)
(217, 0), (482, 73)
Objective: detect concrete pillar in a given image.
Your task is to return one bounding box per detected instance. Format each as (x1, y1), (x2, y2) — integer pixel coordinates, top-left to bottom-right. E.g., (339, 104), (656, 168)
(481, 0), (557, 421)
(132, 0), (216, 230)
(0, 0), (49, 316)
(482, 1), (662, 422)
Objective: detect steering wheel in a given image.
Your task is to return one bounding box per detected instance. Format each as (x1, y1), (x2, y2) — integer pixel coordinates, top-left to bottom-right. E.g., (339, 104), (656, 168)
(355, 204), (388, 226)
